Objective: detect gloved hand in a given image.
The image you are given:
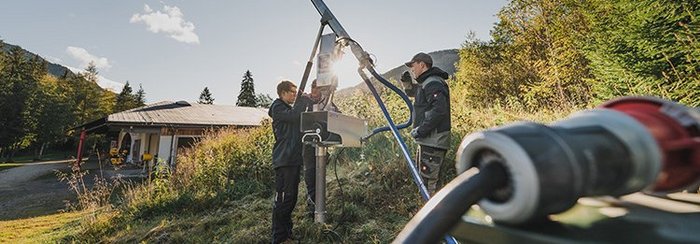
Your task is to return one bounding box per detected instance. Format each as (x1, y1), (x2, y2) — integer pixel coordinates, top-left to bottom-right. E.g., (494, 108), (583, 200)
(410, 127), (421, 139)
(400, 71), (413, 88)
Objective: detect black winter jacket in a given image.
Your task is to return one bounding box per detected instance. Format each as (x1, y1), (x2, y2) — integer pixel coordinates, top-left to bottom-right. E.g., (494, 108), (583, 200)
(269, 97), (311, 168)
(405, 67), (451, 149)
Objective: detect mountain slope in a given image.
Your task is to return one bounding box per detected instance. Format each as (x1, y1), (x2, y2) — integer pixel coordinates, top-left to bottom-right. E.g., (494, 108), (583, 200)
(1, 42), (123, 91)
(335, 49), (459, 99)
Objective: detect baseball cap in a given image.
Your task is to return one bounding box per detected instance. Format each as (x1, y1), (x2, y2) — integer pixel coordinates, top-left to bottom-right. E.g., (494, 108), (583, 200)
(405, 52), (433, 67)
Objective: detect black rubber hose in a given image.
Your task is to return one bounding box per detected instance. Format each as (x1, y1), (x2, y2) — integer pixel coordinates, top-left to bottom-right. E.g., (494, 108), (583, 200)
(394, 162), (509, 244)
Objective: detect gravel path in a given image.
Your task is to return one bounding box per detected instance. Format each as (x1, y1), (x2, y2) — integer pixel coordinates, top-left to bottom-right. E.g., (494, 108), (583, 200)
(0, 160), (94, 221)
(0, 158), (145, 221)
(0, 160), (73, 187)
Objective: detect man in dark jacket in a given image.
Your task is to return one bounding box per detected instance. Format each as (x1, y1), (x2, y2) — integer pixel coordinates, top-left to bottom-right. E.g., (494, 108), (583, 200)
(401, 52), (451, 196)
(269, 80), (311, 244)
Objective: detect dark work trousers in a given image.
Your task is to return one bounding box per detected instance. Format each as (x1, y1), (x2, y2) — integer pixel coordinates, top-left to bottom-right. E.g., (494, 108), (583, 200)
(271, 165), (301, 244)
(416, 144), (447, 196)
(302, 144), (316, 217)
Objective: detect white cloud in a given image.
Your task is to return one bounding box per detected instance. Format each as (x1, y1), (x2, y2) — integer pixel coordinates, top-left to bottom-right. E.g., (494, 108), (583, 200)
(66, 46), (112, 70)
(46, 56), (62, 63)
(130, 4), (200, 44)
(65, 66), (124, 92)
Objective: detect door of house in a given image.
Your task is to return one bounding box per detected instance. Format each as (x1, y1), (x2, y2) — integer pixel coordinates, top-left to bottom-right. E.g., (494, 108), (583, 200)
(132, 139), (141, 163)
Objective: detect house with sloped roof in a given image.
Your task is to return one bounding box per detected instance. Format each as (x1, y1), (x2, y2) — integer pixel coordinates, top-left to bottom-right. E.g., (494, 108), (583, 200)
(77, 100), (270, 166)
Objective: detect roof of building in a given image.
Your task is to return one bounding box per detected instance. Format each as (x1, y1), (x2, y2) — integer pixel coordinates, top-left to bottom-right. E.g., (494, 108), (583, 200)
(79, 101), (270, 132)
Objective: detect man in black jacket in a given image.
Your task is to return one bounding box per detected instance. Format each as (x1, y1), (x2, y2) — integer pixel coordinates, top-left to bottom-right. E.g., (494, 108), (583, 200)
(269, 80), (311, 244)
(401, 52), (451, 196)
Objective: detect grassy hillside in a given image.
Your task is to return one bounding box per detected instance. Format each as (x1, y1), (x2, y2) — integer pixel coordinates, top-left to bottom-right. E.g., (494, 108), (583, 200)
(0, 211), (86, 243)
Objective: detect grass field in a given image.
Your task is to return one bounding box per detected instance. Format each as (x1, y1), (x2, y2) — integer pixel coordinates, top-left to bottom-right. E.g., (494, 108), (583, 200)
(0, 211), (86, 243)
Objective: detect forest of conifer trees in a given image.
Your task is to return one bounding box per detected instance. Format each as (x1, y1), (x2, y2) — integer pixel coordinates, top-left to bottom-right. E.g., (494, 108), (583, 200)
(0, 41), (145, 161)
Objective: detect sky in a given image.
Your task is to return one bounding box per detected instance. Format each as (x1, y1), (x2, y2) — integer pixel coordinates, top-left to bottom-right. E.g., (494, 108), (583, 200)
(0, 1), (508, 105)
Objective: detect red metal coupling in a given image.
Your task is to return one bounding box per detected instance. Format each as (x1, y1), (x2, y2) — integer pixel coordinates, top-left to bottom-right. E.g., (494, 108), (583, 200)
(602, 96), (700, 191)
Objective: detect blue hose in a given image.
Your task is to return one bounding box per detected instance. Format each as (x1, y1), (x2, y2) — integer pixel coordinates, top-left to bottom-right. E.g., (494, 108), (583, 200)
(359, 67), (429, 200)
(363, 67), (414, 140)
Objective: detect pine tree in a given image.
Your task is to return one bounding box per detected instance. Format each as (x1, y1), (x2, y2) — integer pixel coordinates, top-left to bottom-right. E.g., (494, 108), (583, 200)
(0, 46), (38, 159)
(114, 81), (135, 112)
(135, 84), (146, 107)
(198, 87), (214, 104)
(75, 62), (106, 123)
(83, 61), (99, 83)
(236, 70), (257, 107)
(255, 93), (273, 108)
